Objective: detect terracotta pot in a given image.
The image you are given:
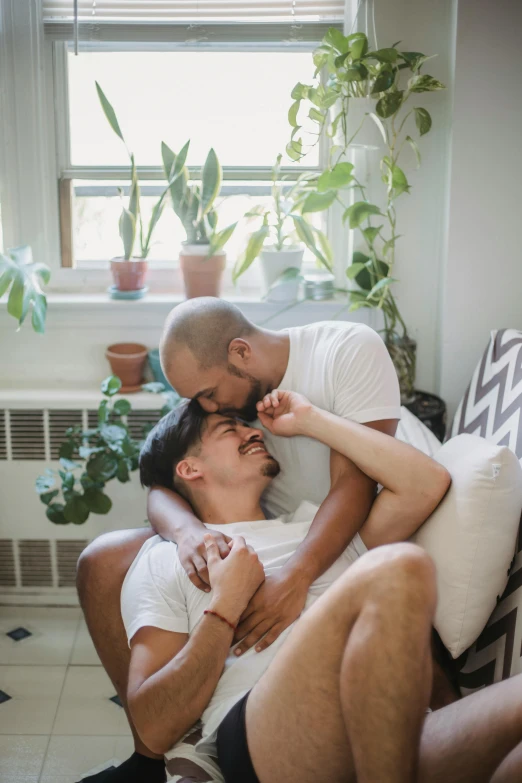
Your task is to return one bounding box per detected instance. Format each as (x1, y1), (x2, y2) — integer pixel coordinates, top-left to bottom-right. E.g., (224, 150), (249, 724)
(105, 343), (148, 392)
(179, 244), (226, 299)
(110, 258), (148, 291)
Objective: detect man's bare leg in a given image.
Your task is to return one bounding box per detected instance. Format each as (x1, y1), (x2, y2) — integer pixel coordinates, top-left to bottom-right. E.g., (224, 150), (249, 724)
(76, 527), (166, 781)
(245, 543), (436, 783)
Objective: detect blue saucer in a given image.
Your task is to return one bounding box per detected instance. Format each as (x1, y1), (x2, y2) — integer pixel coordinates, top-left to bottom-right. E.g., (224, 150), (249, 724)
(108, 285), (148, 300)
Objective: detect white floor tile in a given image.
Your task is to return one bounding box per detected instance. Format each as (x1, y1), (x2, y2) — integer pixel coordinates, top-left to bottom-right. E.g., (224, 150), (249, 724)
(52, 666), (131, 736)
(0, 665), (66, 734)
(70, 619), (101, 666)
(41, 735), (135, 778)
(0, 778), (39, 783)
(0, 735), (49, 777)
(0, 607), (81, 665)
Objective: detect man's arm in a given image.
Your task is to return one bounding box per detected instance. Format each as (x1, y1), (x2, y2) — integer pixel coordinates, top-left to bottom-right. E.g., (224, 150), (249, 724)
(128, 613), (235, 756)
(147, 486), (232, 590)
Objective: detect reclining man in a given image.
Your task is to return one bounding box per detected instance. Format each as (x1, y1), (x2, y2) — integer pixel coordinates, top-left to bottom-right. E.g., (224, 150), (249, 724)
(77, 298), (449, 782)
(124, 391), (522, 783)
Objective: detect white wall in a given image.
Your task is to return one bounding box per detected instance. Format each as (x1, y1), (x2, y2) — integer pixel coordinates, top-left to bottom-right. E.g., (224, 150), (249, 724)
(439, 0), (522, 414)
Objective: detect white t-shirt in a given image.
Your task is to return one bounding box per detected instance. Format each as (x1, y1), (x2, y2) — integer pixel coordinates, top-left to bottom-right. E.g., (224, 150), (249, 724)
(121, 500), (367, 761)
(259, 321), (401, 518)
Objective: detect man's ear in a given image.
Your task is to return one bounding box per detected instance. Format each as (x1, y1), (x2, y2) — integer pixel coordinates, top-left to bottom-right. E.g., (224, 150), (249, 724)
(228, 338), (252, 366)
(175, 458), (203, 484)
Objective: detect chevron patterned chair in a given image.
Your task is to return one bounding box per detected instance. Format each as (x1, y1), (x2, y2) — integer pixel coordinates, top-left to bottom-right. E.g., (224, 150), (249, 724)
(448, 328), (522, 692)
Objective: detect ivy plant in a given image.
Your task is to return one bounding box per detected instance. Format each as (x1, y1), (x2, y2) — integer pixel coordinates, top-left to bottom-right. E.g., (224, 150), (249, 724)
(288, 28), (445, 400)
(36, 376), (181, 526)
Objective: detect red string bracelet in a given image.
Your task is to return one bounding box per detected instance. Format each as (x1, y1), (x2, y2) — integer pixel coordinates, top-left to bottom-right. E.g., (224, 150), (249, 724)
(203, 609), (237, 631)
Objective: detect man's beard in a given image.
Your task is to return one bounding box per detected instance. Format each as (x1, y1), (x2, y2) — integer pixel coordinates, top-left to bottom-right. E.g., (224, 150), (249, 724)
(261, 456), (281, 479)
(220, 364), (265, 421)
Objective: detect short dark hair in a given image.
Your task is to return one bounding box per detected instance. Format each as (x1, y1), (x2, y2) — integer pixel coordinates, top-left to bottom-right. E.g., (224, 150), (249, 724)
(139, 400), (208, 496)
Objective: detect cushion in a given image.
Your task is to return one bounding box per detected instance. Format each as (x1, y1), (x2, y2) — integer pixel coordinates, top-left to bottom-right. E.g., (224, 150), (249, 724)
(447, 329), (522, 689)
(413, 434), (522, 658)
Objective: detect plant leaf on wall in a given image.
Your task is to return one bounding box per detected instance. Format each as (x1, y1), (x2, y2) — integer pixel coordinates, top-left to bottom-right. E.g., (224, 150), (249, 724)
(0, 246), (50, 333)
(414, 107), (432, 135)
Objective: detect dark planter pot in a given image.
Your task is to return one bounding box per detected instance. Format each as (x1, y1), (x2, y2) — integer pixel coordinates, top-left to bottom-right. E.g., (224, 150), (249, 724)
(406, 391), (447, 442)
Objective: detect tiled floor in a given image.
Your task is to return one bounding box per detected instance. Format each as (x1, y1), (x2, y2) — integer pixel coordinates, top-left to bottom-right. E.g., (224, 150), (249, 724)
(0, 607), (134, 783)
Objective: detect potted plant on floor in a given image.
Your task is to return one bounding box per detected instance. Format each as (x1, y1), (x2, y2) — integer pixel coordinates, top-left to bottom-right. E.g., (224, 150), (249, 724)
(233, 154), (334, 302)
(0, 245), (50, 332)
(288, 29), (445, 402)
(96, 83), (183, 299)
(161, 141), (237, 299)
(36, 376), (181, 525)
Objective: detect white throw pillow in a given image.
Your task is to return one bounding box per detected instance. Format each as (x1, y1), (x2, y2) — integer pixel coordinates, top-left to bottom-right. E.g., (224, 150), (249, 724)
(413, 434), (522, 658)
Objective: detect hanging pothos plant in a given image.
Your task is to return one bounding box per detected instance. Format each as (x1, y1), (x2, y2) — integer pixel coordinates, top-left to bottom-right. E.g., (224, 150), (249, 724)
(287, 27), (445, 401)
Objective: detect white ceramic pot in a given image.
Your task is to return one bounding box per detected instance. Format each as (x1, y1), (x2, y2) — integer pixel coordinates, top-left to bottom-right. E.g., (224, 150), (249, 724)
(332, 97), (383, 151)
(260, 245), (304, 302)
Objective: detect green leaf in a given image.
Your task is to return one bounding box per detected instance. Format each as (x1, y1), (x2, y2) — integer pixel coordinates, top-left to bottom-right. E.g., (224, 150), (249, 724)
(87, 452), (119, 482)
(0, 247), (50, 332)
(286, 139), (303, 162)
(40, 489), (59, 505)
(408, 74), (445, 93)
(368, 113), (388, 145)
(46, 503), (68, 525)
(116, 459), (130, 483)
(83, 488), (112, 515)
(390, 165), (410, 196)
(208, 222), (237, 257)
(317, 162), (354, 192)
(414, 107), (432, 136)
(349, 33), (368, 60)
(80, 474), (105, 492)
(343, 63), (368, 82)
(383, 235), (403, 256)
(60, 457), (80, 471)
(309, 107), (324, 123)
(264, 267), (302, 298)
(118, 208), (136, 260)
(95, 82), (125, 143)
(292, 216), (332, 272)
(100, 424), (127, 444)
(141, 381), (166, 394)
(334, 52), (350, 68)
(368, 276), (396, 298)
(113, 399), (131, 416)
(376, 91), (403, 119)
(302, 190), (336, 213)
(36, 471), (55, 494)
(367, 48), (398, 64)
(101, 376), (122, 397)
(31, 293), (47, 334)
(63, 495), (90, 525)
(346, 262), (368, 280)
(343, 202), (383, 229)
(290, 82), (310, 100)
(200, 148), (222, 218)
(406, 135), (421, 168)
(288, 100), (300, 127)
(363, 225), (382, 244)
(233, 222), (270, 282)
(324, 27), (349, 53)
(372, 70), (395, 93)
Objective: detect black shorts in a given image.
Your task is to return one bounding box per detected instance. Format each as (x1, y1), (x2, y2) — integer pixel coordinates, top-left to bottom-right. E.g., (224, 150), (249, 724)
(216, 690), (260, 783)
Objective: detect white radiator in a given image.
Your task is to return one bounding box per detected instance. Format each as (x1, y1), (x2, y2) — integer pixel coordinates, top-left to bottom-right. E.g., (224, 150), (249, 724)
(0, 390), (163, 605)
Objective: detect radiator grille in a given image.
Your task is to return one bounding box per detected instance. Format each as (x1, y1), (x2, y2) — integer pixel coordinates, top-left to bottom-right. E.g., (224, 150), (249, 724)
(0, 411), (6, 460)
(10, 410), (45, 460)
(49, 409), (83, 460)
(0, 540), (16, 586)
(127, 409), (162, 441)
(19, 540), (53, 587)
(56, 539), (88, 587)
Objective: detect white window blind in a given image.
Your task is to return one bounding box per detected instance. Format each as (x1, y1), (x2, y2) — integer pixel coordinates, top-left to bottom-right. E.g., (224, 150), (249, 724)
(43, 1), (344, 43)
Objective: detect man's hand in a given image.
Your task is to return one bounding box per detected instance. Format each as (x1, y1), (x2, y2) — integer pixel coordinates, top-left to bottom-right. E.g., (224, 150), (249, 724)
(256, 389), (314, 438)
(232, 570), (309, 656)
(177, 529), (233, 592)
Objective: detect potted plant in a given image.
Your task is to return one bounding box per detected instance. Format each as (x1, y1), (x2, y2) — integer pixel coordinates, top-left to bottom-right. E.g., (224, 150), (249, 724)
(0, 245), (50, 332)
(96, 83), (183, 298)
(233, 154), (334, 302)
(161, 141), (237, 299)
(105, 342), (149, 393)
(35, 376), (181, 526)
(288, 30), (445, 402)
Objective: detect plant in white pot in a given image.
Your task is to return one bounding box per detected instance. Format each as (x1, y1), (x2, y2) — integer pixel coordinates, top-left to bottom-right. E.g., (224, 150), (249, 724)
(96, 83), (181, 298)
(233, 155), (333, 302)
(161, 141), (237, 299)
